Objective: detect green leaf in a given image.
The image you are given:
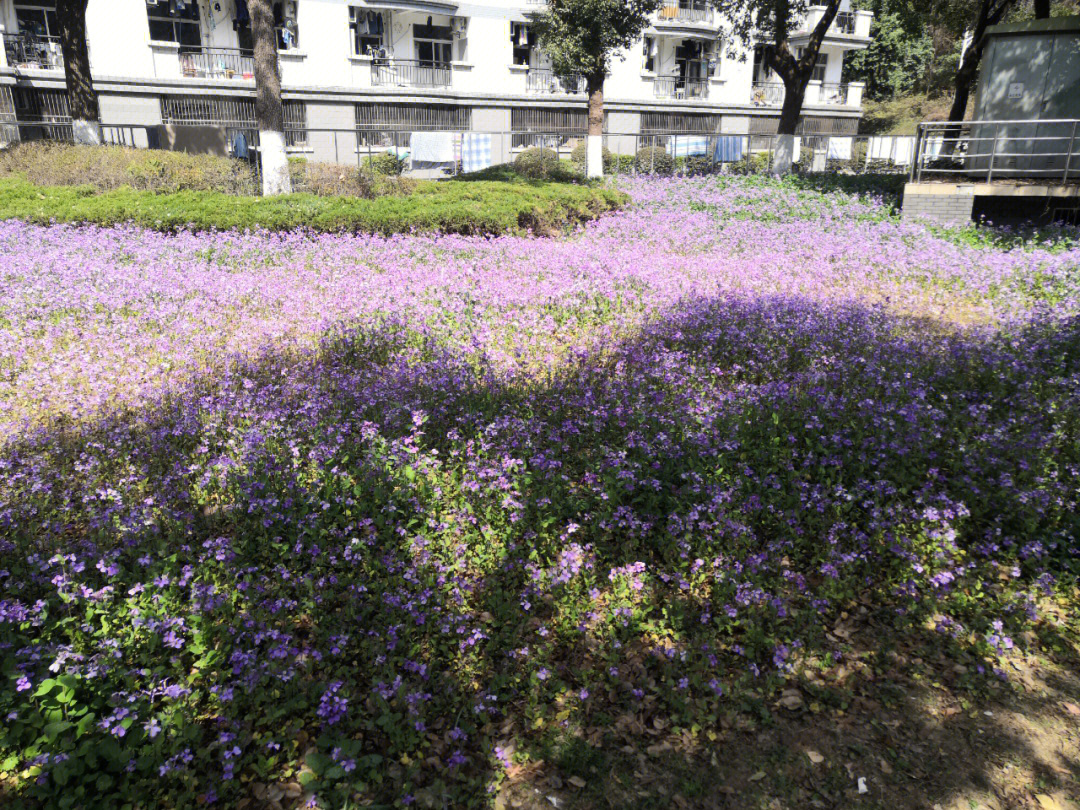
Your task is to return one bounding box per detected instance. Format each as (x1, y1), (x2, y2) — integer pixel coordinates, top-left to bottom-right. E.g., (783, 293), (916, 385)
(44, 720), (73, 741)
(33, 678), (58, 697)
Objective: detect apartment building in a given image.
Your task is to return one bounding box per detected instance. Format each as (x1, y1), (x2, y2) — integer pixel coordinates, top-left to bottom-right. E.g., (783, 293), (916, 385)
(0, 0), (872, 163)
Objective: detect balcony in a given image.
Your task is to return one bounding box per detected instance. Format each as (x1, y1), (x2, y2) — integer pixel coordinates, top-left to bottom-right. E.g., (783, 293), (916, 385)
(751, 81), (786, 106)
(526, 68), (585, 95)
(654, 76), (708, 100)
(655, 1), (714, 25)
(793, 6), (873, 44)
(750, 81), (862, 107)
(371, 58), (451, 88)
(178, 47), (254, 80)
(3, 32), (63, 71)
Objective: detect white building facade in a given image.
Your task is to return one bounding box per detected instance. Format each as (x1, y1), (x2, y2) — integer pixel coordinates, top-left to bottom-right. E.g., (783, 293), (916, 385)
(0, 0), (872, 163)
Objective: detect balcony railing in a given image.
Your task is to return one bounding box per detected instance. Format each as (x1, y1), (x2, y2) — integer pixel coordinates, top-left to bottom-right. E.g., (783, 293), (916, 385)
(751, 81), (785, 106)
(834, 11), (856, 34)
(654, 76), (708, 100)
(371, 58), (451, 88)
(656, 2), (715, 24)
(3, 32), (63, 70)
(526, 69), (586, 94)
(179, 47), (254, 80)
(818, 82), (849, 105)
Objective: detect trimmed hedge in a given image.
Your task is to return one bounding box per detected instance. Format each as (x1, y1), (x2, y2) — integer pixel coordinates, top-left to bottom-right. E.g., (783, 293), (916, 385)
(635, 146), (674, 176)
(0, 176), (626, 236)
(514, 147), (561, 179)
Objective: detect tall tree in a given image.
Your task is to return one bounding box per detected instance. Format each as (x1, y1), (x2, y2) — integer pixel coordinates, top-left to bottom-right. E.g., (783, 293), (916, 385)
(716, 0), (844, 171)
(530, 0), (661, 178)
(55, 0), (100, 144)
(250, 0), (292, 195)
(942, 0), (1016, 124)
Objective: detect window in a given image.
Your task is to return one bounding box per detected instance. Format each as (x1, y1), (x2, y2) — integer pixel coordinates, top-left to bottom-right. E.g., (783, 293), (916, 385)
(349, 7), (387, 56)
(511, 107), (592, 149)
(643, 36), (655, 72)
(414, 22), (451, 65)
(147, 0), (201, 47)
(274, 1), (299, 50)
(797, 48), (828, 83)
(160, 95), (307, 147)
(354, 102), (470, 147)
(14, 1), (58, 39)
(752, 46), (767, 83)
(510, 22), (535, 66)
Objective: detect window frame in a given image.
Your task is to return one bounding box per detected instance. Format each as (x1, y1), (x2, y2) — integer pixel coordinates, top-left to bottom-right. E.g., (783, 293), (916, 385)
(147, 0), (201, 47)
(14, 2), (59, 39)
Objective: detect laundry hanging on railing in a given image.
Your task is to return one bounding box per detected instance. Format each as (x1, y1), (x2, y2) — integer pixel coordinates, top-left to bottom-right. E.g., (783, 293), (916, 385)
(410, 131), (458, 164)
(461, 133), (493, 173)
(713, 135), (744, 163)
(667, 135), (709, 157)
(868, 136), (915, 166)
(826, 136), (852, 160)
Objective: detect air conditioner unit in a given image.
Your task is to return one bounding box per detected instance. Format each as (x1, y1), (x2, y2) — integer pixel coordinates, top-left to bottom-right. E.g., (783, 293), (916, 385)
(451, 16), (468, 36)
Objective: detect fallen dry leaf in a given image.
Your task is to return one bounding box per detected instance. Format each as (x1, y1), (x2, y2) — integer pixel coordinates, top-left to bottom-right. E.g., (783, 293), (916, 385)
(1035, 795), (1064, 810)
(567, 776), (586, 789)
(748, 771), (766, 782)
(1063, 702), (1080, 717)
(806, 750), (824, 765)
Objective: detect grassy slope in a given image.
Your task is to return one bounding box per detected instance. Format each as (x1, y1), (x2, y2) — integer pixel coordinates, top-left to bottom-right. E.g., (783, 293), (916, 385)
(0, 175), (625, 236)
(860, 93), (975, 136)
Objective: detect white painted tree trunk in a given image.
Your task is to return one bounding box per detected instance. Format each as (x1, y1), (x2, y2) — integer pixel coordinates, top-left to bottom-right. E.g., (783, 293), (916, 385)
(773, 134), (796, 175)
(259, 130), (291, 196)
(586, 134), (603, 179)
(72, 118), (102, 145)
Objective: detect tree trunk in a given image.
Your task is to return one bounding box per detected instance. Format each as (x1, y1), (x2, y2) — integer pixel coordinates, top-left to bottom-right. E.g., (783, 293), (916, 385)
(1034, 0), (1050, 18)
(55, 0), (100, 144)
(585, 72), (604, 178)
(251, 0), (291, 195)
(777, 75), (808, 136)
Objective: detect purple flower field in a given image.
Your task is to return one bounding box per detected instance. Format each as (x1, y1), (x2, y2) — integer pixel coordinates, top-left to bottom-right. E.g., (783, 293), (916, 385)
(1, 176), (1079, 808)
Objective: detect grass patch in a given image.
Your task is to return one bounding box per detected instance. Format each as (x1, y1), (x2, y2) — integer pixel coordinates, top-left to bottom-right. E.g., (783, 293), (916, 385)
(0, 175), (625, 236)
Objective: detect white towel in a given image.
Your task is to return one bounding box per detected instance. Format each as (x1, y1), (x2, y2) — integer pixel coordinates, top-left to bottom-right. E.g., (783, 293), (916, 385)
(826, 136), (852, 160)
(868, 136), (891, 161)
(410, 131), (457, 163)
(892, 136), (914, 166)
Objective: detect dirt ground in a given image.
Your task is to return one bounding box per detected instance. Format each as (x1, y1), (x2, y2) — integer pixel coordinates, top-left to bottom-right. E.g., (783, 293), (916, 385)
(497, 602), (1080, 810)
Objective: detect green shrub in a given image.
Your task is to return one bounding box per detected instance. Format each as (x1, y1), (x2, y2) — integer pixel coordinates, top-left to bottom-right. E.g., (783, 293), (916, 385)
(361, 151), (408, 177)
(0, 176), (626, 236)
(0, 142), (257, 195)
(730, 151), (774, 176)
(569, 141), (616, 175)
(634, 146), (674, 176)
(514, 147), (560, 179)
(683, 155), (718, 177)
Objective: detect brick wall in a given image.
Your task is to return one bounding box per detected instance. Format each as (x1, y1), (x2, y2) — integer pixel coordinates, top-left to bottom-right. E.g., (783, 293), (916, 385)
(902, 185), (975, 226)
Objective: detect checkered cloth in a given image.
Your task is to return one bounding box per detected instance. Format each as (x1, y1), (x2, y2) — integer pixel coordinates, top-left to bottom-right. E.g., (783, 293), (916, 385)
(667, 135), (709, 157)
(461, 133), (493, 173)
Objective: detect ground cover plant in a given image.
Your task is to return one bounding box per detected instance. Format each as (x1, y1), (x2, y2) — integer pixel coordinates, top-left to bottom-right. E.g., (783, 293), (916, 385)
(1, 176), (1079, 810)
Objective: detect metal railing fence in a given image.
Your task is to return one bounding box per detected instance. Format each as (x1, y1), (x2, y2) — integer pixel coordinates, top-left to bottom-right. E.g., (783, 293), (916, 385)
(371, 59), (451, 88)
(178, 47), (255, 80)
(910, 119), (1080, 184)
(2, 32), (64, 70)
(656, 2), (715, 24)
(654, 77), (709, 100)
(525, 69), (586, 95)
(0, 121), (922, 189)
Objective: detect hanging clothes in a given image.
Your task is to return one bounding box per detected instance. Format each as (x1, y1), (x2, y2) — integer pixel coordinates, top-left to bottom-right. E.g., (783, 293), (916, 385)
(231, 131), (248, 160)
(234, 0), (249, 27)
